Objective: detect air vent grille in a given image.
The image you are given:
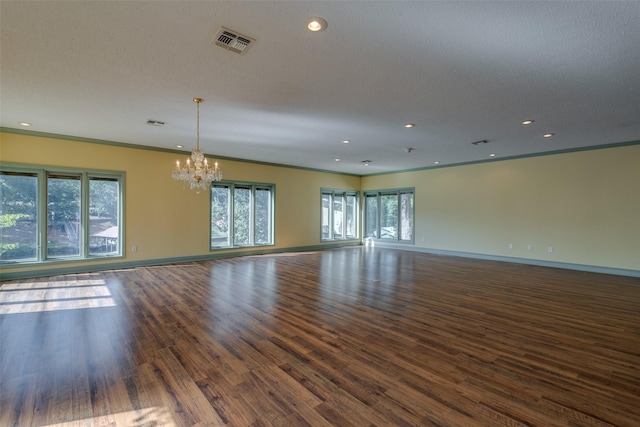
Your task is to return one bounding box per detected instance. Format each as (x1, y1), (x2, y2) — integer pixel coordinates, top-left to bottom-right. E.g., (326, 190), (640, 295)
(471, 139), (490, 145)
(214, 27), (255, 55)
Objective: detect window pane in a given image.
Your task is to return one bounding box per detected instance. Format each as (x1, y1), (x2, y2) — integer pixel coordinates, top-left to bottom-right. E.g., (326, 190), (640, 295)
(233, 186), (251, 245)
(380, 194), (398, 239)
(333, 195), (344, 239)
(254, 187), (272, 245)
(211, 185), (230, 247)
(321, 193), (331, 240)
(400, 192), (414, 241)
(0, 173), (38, 262)
(89, 178), (120, 255)
(345, 194), (357, 239)
(365, 194), (378, 238)
(47, 175), (81, 257)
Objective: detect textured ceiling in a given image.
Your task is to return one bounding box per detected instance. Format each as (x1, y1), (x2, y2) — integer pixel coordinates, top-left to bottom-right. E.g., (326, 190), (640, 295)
(2, 1), (639, 175)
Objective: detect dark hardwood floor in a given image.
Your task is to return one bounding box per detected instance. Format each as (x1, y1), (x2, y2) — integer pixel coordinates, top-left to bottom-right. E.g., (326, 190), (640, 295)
(1, 247), (639, 426)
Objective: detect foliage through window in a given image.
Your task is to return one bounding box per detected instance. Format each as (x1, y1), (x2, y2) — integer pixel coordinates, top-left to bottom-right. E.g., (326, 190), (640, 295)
(363, 188), (414, 242)
(211, 182), (274, 248)
(1, 165), (123, 264)
(321, 189), (359, 241)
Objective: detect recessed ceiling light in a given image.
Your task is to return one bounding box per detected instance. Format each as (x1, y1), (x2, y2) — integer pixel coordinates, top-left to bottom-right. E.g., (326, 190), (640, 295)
(335, 158), (340, 162)
(489, 153), (496, 157)
(19, 122), (32, 127)
(434, 161), (440, 165)
(176, 145), (183, 148)
(404, 123), (415, 128)
(543, 133), (554, 138)
(362, 160), (371, 166)
(342, 140), (350, 144)
(522, 119), (535, 125)
(307, 17), (327, 32)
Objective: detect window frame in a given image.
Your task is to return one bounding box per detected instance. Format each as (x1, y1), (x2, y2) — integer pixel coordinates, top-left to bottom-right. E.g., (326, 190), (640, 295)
(320, 188), (360, 242)
(0, 163), (125, 266)
(362, 187), (414, 244)
(210, 181), (275, 249)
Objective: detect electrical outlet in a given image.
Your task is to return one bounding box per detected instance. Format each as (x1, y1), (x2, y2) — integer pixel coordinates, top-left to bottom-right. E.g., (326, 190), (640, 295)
(131, 245), (137, 252)
(527, 244), (533, 251)
(508, 243), (513, 250)
(548, 246), (553, 253)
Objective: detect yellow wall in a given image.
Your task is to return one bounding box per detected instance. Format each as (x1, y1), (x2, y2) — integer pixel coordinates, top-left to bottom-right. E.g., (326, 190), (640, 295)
(363, 144), (640, 271)
(0, 132), (360, 276)
(2, 131), (639, 276)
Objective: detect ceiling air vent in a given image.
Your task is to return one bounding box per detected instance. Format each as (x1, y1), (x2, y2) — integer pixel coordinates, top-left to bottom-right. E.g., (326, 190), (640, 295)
(146, 120), (166, 127)
(214, 27), (255, 55)
(470, 139), (490, 145)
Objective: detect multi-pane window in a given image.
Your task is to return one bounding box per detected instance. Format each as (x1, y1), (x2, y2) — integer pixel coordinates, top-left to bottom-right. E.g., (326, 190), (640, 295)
(0, 166), (123, 264)
(321, 189), (359, 241)
(363, 188), (414, 242)
(211, 182), (274, 248)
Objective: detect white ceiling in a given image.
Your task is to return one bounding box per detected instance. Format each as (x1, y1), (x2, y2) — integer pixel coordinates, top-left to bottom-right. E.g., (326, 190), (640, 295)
(2, 1), (639, 175)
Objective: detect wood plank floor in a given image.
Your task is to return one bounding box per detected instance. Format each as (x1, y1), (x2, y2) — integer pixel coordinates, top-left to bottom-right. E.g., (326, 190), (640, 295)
(1, 247), (639, 426)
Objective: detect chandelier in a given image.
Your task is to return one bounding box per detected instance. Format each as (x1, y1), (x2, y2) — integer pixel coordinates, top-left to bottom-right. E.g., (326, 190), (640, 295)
(171, 97), (222, 191)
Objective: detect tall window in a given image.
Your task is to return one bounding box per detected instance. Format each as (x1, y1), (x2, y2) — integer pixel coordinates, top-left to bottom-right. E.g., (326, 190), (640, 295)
(211, 182), (274, 248)
(321, 189), (359, 241)
(89, 177), (120, 256)
(0, 172), (38, 262)
(363, 188), (414, 243)
(47, 174), (81, 257)
(0, 165), (124, 265)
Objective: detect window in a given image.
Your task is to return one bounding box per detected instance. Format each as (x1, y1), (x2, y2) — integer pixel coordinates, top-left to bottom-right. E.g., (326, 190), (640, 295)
(1, 165), (124, 265)
(321, 189), (359, 241)
(363, 188), (414, 243)
(47, 174), (82, 258)
(0, 172), (38, 262)
(211, 182), (274, 248)
(89, 177), (121, 256)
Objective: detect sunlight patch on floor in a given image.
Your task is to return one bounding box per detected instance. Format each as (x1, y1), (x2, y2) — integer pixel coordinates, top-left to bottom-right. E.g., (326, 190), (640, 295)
(42, 407), (176, 427)
(0, 278), (116, 314)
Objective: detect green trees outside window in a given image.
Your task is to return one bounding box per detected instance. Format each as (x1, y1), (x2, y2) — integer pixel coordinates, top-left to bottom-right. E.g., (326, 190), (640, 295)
(363, 189), (414, 242)
(211, 182), (274, 248)
(89, 178), (120, 255)
(47, 174), (81, 257)
(0, 166), (123, 264)
(0, 173), (38, 261)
